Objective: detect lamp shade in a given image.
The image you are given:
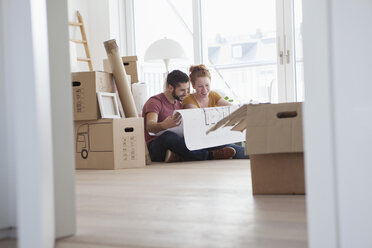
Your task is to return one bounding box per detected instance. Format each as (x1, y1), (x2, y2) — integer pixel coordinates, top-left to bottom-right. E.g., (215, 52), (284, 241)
(144, 38), (186, 62)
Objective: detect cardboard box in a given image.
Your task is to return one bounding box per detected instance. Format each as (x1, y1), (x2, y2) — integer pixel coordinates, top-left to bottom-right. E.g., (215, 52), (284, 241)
(74, 118), (146, 169)
(207, 102), (304, 195)
(103, 56), (139, 83)
(245, 102), (304, 194)
(250, 153), (304, 194)
(72, 71), (115, 121)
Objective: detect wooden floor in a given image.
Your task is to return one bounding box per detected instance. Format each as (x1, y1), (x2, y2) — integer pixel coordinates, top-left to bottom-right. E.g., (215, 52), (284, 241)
(1, 159), (308, 248)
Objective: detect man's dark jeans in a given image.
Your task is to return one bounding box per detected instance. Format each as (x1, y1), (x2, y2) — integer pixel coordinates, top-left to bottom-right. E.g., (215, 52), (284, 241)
(148, 131), (249, 162)
(148, 131), (209, 162)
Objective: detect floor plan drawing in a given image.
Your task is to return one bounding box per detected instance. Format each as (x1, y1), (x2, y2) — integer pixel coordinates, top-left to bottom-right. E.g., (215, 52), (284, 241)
(154, 105), (245, 150)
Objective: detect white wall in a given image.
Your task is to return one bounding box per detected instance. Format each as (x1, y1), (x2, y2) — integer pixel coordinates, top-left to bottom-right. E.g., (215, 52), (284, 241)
(68, 0), (90, 71)
(303, 0), (372, 247)
(68, 0), (126, 72)
(87, 0), (111, 71)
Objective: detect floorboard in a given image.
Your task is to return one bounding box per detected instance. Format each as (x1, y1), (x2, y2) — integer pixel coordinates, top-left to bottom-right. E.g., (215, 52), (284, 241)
(58, 160), (308, 248)
(0, 159), (308, 248)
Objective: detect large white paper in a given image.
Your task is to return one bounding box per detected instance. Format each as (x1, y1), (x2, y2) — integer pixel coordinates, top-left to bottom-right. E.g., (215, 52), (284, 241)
(131, 83), (148, 115)
(155, 121), (184, 137)
(155, 105), (245, 150)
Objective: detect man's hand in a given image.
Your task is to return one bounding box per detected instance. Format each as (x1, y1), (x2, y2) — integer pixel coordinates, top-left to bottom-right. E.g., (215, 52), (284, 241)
(162, 112), (182, 129)
(146, 112), (182, 134)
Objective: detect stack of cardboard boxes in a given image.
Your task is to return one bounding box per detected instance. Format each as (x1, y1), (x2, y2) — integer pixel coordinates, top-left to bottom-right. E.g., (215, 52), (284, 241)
(72, 57), (146, 169)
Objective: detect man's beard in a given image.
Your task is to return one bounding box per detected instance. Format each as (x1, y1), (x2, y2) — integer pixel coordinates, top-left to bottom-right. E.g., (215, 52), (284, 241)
(172, 89), (184, 101)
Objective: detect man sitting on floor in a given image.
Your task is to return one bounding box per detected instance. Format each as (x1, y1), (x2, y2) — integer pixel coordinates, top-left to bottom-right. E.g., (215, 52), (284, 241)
(142, 70), (236, 163)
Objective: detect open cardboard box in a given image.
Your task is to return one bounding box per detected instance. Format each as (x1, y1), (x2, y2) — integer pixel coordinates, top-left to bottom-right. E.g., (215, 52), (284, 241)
(208, 102), (305, 195)
(246, 102), (304, 194)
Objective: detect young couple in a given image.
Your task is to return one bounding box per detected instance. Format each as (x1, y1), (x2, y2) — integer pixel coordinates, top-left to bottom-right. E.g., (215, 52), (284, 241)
(142, 64), (249, 163)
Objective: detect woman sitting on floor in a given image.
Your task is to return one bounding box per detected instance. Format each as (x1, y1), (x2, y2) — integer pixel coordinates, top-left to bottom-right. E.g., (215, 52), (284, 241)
(182, 64), (249, 159)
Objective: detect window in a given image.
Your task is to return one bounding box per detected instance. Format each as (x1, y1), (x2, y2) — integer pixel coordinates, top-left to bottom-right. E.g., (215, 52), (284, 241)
(202, 0), (278, 103)
(132, 0), (304, 103)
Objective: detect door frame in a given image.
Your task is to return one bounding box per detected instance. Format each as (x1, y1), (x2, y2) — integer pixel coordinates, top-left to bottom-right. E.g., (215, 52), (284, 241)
(276, 0), (297, 102)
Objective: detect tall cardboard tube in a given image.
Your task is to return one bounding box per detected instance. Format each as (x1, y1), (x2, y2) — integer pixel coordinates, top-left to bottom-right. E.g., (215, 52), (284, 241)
(104, 39), (138, 118)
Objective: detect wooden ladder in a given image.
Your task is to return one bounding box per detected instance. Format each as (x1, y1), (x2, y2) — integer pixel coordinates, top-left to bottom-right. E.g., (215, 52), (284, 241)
(69, 11), (93, 71)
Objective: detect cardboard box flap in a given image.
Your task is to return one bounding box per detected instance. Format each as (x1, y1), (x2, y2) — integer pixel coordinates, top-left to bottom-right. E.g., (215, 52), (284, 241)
(245, 102), (303, 155)
(206, 105), (248, 134)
